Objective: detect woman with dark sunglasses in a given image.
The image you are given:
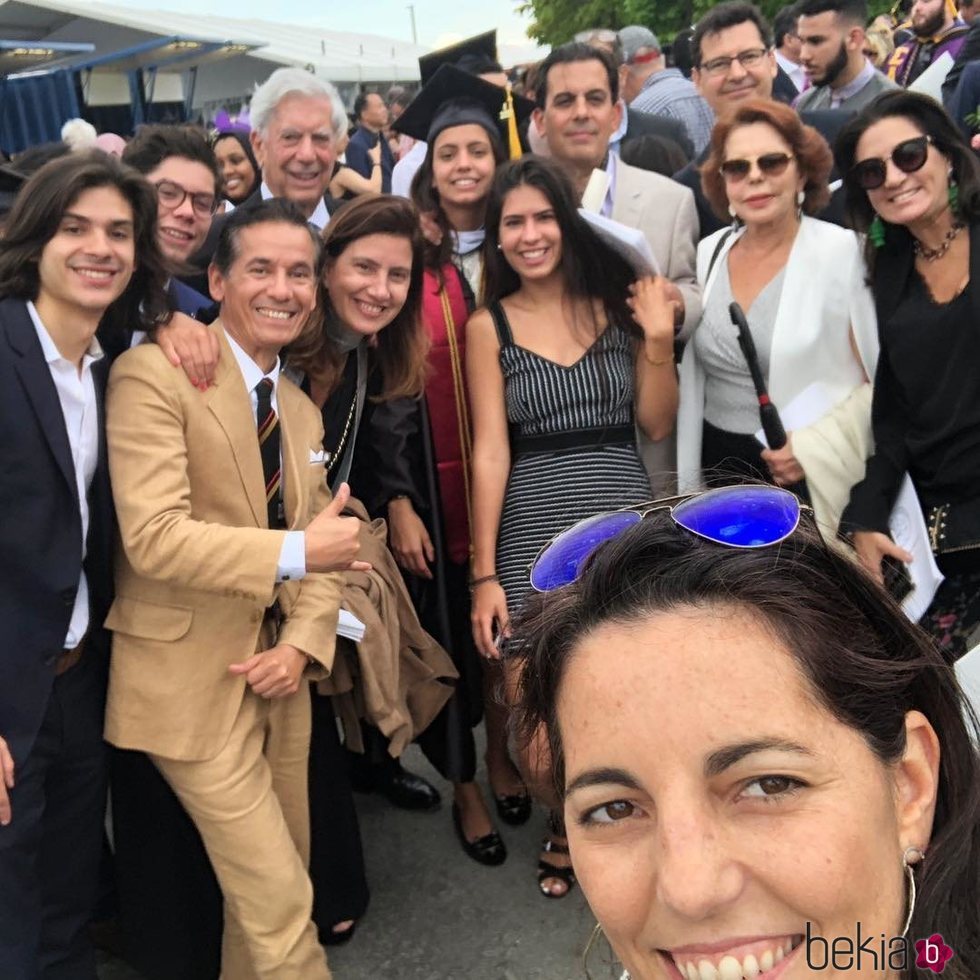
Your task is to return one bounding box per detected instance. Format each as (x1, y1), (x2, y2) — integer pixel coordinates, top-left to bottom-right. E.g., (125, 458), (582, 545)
(836, 90), (980, 663)
(510, 486), (980, 980)
(680, 100), (878, 536)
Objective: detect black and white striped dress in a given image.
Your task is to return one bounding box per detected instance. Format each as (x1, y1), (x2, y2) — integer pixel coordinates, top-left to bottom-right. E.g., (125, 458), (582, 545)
(491, 303), (653, 616)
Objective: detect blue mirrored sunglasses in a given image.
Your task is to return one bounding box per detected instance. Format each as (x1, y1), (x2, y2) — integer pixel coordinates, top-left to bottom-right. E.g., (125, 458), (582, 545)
(529, 485), (805, 592)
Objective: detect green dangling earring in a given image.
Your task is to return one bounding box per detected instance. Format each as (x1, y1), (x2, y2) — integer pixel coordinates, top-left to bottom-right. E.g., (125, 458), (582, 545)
(948, 177), (959, 214)
(869, 213), (886, 249)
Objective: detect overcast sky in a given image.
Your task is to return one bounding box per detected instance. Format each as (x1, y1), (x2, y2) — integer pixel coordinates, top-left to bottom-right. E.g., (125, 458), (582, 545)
(111, 0), (538, 50)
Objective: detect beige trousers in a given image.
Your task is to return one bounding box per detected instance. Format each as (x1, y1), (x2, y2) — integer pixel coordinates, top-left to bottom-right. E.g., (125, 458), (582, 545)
(151, 687), (331, 980)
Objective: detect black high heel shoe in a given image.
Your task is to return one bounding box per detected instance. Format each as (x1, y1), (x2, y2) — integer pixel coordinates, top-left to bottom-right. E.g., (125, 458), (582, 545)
(452, 803), (507, 866)
(494, 790), (532, 826)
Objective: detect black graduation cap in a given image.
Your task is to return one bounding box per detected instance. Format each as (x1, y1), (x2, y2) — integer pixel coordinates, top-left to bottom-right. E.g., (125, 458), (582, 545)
(393, 64), (533, 158)
(418, 30), (498, 86)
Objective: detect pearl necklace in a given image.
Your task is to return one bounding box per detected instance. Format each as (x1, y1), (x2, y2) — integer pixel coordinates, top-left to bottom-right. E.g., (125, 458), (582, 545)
(913, 222), (965, 262)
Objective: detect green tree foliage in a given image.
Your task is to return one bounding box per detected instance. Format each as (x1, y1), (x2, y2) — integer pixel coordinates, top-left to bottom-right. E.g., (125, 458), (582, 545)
(518, 0), (895, 48)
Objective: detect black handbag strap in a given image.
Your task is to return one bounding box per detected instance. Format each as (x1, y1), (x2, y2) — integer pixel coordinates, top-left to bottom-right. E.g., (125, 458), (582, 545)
(705, 228), (734, 284)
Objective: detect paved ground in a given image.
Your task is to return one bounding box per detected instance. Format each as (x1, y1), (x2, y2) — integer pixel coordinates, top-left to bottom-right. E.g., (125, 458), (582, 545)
(97, 737), (616, 980)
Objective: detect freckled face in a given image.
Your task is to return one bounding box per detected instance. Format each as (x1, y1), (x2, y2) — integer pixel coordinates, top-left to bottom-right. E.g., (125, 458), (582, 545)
(559, 606), (914, 980)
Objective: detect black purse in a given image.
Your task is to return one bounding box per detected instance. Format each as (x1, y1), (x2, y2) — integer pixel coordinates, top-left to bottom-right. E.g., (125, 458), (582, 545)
(926, 499), (980, 555)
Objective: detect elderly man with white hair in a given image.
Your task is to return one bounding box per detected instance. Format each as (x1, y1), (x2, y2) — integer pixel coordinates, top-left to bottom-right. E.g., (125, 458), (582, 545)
(246, 67), (348, 230)
(189, 68), (347, 290)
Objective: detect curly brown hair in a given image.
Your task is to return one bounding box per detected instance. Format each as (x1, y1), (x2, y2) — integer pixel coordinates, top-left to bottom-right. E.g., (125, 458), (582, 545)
(700, 99), (832, 223)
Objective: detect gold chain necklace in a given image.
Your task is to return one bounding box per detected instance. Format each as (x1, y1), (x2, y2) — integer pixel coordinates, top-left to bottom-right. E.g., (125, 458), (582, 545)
(913, 222), (965, 262)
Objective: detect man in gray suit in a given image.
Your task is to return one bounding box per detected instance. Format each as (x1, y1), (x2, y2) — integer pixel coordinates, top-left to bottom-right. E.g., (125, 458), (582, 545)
(532, 41), (701, 340)
(532, 41), (701, 492)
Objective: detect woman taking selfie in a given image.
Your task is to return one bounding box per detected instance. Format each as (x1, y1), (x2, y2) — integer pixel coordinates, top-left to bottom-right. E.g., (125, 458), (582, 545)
(837, 90), (980, 661)
(513, 484), (980, 980)
(467, 155), (678, 897)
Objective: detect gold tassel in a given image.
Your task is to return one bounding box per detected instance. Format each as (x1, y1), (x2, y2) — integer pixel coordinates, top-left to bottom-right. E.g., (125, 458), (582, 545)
(501, 85), (522, 160)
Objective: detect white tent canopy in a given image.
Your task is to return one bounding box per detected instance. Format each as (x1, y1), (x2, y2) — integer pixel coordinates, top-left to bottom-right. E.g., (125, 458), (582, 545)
(0, 0), (430, 90)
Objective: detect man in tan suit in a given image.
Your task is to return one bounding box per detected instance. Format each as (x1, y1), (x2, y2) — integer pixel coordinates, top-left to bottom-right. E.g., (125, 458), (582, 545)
(105, 199), (363, 979)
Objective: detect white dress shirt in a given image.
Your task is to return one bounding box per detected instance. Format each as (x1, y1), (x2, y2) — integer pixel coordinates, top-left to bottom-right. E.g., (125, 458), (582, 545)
(27, 301), (103, 649)
(775, 51), (807, 92)
(391, 140), (427, 198)
(223, 328), (307, 582)
(260, 181), (329, 231)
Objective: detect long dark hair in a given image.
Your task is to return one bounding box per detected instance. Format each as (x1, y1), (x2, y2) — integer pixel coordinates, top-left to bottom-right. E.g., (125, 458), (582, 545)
(288, 194), (428, 400)
(835, 90), (980, 271)
(0, 151), (170, 337)
(512, 510), (980, 979)
(411, 120), (506, 274)
(212, 131), (261, 204)
(482, 156), (641, 340)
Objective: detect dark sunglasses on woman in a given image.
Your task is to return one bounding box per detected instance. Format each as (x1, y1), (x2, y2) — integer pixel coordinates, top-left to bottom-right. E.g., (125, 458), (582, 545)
(850, 135), (933, 191)
(719, 152), (793, 182)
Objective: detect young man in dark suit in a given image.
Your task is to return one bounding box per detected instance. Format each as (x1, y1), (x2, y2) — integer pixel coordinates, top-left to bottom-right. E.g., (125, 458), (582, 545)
(0, 151), (170, 980)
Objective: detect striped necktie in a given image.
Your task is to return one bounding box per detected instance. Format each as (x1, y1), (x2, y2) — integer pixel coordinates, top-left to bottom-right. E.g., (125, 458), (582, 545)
(255, 377), (284, 529)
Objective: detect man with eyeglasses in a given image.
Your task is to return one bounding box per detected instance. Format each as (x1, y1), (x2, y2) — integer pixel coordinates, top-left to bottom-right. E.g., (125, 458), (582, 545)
(121, 125), (218, 319)
(673, 0), (853, 236)
(796, 0), (897, 111)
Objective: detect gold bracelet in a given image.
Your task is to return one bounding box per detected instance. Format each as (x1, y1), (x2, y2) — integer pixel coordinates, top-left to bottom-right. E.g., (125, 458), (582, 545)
(643, 349), (674, 366)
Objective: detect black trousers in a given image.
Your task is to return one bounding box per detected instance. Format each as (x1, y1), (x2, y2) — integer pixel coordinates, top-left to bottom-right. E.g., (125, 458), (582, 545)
(0, 644), (108, 980)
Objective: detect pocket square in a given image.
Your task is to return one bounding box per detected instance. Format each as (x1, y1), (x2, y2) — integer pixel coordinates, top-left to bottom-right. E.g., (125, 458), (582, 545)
(309, 449), (326, 464)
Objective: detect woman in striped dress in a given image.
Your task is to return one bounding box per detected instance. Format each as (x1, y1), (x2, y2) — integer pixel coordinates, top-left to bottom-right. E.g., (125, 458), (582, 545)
(466, 156), (679, 897)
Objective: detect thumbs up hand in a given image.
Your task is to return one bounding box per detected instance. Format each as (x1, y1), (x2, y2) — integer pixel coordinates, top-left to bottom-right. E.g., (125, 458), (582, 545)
(304, 483), (371, 573)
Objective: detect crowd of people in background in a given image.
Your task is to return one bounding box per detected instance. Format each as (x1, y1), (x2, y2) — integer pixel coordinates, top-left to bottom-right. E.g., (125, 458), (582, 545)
(1, 1), (979, 978)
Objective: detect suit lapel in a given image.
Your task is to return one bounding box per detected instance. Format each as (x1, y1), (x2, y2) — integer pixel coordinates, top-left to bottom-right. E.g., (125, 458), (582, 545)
(610, 161), (643, 229)
(2, 299), (75, 493)
(206, 325), (267, 527)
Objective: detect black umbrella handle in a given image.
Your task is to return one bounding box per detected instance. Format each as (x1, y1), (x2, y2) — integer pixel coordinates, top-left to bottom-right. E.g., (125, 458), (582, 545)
(729, 302), (787, 450)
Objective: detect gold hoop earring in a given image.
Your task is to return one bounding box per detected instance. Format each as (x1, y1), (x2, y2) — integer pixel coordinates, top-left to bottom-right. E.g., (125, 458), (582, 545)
(901, 845), (926, 938)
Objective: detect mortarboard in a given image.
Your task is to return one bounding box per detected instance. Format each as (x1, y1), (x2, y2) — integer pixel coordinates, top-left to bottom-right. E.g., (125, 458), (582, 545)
(418, 30), (499, 86)
(393, 64), (533, 159)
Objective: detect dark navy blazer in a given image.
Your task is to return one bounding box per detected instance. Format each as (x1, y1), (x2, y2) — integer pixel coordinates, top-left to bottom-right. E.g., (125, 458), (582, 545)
(0, 297), (114, 767)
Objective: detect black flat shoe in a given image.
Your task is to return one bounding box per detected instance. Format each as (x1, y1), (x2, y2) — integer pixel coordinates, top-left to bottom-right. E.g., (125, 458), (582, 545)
(351, 759), (442, 811)
(494, 790), (532, 826)
(452, 803), (507, 866)
(321, 920), (358, 947)
(380, 765), (442, 811)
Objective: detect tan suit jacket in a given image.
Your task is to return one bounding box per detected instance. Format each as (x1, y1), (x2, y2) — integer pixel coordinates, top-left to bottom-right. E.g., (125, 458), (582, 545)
(611, 158), (702, 495)
(104, 324), (343, 761)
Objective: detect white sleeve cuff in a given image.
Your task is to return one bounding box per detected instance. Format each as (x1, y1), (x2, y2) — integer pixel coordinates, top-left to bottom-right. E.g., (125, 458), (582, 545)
(276, 531), (307, 582)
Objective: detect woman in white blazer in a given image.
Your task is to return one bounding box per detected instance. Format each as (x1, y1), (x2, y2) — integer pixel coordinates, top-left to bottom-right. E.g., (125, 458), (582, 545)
(678, 99), (879, 536)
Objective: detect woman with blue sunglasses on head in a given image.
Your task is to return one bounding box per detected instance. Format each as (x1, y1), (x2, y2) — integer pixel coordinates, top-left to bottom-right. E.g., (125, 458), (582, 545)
(466, 155), (679, 897)
(513, 484), (980, 980)
(836, 90), (980, 663)
(680, 99), (878, 535)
